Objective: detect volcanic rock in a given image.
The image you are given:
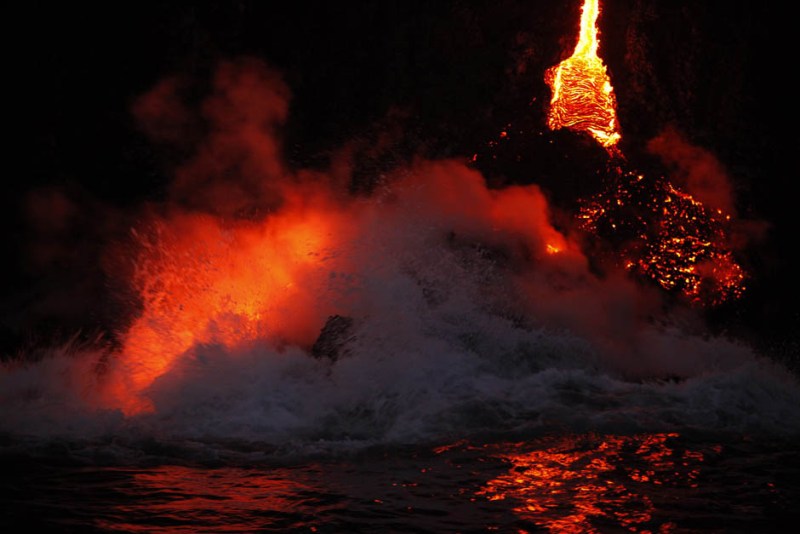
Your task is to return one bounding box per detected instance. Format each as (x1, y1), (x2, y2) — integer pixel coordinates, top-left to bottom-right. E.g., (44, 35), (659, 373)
(311, 315), (356, 362)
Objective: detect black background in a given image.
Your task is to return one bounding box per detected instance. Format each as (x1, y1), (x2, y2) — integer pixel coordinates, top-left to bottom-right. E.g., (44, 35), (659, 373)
(5, 1), (798, 356)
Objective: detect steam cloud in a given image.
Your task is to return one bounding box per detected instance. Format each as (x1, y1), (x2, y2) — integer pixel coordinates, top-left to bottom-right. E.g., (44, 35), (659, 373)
(2, 58), (798, 450)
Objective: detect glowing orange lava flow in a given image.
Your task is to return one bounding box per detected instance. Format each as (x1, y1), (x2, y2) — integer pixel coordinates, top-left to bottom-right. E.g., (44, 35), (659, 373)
(545, 0), (621, 151)
(541, 1), (746, 306)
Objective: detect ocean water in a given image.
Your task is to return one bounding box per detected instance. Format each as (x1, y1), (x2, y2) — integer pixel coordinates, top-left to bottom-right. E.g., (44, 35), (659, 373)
(3, 433), (798, 532)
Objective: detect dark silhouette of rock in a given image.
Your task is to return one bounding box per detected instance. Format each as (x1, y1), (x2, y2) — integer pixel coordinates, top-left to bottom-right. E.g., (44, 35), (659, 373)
(311, 315), (355, 362)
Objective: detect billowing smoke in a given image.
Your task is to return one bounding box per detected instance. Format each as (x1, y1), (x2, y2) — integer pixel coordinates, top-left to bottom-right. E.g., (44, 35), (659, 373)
(646, 125), (768, 265)
(9, 185), (129, 349)
(647, 126), (735, 216)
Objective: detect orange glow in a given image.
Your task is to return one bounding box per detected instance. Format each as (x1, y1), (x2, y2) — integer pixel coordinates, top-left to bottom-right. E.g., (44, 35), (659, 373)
(96, 153), (588, 414)
(104, 197), (352, 414)
(541, 4), (746, 306)
(578, 171), (746, 306)
(483, 183), (580, 263)
(475, 433), (703, 532)
(545, 0), (621, 150)
(95, 465), (330, 532)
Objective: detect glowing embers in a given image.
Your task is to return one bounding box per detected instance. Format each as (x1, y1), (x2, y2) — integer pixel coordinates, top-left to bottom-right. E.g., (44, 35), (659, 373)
(545, 0), (621, 150)
(476, 433), (708, 532)
(579, 171), (745, 305)
(541, 1), (745, 305)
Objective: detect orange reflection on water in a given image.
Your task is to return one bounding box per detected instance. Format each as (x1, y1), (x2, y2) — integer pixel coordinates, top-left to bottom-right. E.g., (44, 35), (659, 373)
(96, 465), (334, 533)
(476, 433), (704, 533)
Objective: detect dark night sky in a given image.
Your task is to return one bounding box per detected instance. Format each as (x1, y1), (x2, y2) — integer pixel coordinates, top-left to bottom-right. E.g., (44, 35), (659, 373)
(5, 1), (799, 354)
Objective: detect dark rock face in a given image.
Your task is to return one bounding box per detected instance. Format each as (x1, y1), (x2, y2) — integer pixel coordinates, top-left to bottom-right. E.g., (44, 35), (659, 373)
(311, 315), (356, 362)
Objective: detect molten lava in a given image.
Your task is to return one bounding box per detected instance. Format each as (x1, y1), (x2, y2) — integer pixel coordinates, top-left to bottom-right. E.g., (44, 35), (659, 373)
(542, 1), (746, 306)
(579, 171), (745, 305)
(545, 0), (621, 151)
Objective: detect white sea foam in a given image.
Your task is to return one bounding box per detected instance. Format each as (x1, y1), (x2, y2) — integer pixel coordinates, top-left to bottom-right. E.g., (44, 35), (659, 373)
(2, 242), (799, 463)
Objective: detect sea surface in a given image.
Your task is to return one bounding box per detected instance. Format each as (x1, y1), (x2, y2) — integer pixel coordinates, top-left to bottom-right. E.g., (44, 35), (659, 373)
(3, 432), (798, 532)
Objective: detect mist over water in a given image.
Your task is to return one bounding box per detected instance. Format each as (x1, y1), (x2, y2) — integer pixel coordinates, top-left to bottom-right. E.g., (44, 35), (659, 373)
(2, 170), (798, 465)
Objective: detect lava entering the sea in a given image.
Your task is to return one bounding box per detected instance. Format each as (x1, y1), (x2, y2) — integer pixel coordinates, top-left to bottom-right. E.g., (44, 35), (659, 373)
(79, 2), (751, 416)
(544, 0), (747, 306)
